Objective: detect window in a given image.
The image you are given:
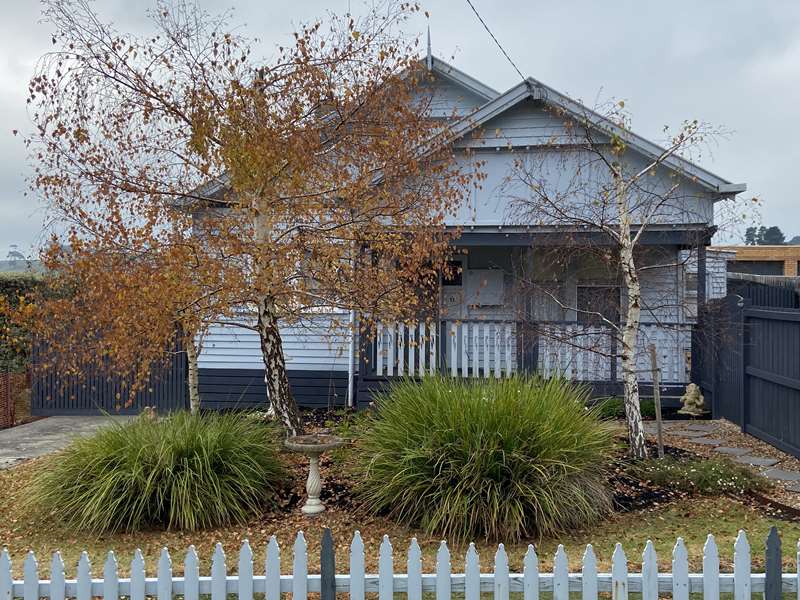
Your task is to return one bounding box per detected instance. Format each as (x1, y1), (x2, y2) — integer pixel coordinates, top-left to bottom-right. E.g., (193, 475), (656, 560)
(727, 260), (785, 276)
(577, 286), (620, 325)
(442, 260), (463, 286)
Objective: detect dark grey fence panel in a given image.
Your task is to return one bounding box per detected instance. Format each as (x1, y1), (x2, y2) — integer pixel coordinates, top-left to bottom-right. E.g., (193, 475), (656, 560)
(31, 341), (188, 416)
(699, 297), (800, 457)
(728, 279), (799, 308)
(699, 295), (744, 422)
(742, 307), (800, 456)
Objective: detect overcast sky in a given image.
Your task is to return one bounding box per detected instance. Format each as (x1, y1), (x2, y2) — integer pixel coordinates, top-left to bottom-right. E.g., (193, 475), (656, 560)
(1, 0), (799, 257)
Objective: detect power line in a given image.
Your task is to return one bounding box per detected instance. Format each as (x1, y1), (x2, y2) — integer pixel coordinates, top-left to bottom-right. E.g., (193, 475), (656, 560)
(464, 0), (525, 82)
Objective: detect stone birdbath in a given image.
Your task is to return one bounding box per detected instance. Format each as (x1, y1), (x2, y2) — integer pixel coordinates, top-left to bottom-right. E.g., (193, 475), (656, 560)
(284, 433), (344, 515)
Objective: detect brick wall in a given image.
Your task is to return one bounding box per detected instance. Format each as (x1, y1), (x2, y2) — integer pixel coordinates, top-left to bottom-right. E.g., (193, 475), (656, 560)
(0, 373), (25, 428)
(713, 245), (800, 276)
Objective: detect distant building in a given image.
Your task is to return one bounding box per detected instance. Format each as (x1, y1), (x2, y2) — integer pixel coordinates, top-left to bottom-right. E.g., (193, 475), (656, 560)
(712, 245), (800, 276)
(0, 245), (43, 274)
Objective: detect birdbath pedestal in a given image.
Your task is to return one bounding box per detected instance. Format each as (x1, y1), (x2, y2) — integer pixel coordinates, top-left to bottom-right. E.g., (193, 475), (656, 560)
(284, 434), (344, 515)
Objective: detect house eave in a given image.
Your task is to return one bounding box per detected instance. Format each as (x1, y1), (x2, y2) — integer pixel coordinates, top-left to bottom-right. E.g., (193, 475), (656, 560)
(450, 224), (713, 247)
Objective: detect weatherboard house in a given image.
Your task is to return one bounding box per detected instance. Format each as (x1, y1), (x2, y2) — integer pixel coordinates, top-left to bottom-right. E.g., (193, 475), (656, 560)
(30, 52), (745, 415)
(193, 54), (744, 411)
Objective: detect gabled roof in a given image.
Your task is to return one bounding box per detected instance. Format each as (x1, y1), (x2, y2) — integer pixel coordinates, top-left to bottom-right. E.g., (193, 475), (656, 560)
(444, 75), (746, 197)
(428, 56), (500, 102)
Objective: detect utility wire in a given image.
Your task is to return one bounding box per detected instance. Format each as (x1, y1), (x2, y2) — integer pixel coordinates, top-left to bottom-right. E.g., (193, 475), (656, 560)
(464, 0), (526, 82)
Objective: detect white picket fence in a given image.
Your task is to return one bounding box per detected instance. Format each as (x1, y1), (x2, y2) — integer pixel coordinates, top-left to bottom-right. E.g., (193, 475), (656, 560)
(1, 530), (796, 600)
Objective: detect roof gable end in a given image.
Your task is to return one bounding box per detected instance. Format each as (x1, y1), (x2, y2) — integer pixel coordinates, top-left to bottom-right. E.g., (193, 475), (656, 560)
(446, 77), (745, 196)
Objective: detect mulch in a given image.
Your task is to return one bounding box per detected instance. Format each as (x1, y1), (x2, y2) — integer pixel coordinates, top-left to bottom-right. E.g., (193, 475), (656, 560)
(292, 410), (800, 526)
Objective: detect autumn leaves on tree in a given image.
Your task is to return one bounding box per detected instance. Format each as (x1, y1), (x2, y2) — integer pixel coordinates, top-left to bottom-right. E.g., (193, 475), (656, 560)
(20, 0), (474, 433)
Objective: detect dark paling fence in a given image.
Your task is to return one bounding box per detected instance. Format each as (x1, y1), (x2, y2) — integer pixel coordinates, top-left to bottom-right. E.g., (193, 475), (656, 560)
(698, 294), (800, 457)
(727, 277), (800, 309)
(30, 341), (188, 416)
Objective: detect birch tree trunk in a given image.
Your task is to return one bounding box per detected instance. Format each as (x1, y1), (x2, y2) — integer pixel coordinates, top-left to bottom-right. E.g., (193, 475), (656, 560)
(619, 238), (648, 458)
(186, 338), (201, 414)
(252, 196), (303, 436)
(616, 177), (648, 459)
(257, 296), (303, 436)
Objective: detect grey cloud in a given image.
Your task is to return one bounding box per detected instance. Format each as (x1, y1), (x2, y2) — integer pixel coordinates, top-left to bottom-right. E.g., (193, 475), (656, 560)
(1, 0), (798, 255)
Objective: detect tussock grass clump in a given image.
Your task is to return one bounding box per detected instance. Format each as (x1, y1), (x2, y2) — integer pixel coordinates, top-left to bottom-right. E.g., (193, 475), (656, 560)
(30, 411), (286, 533)
(358, 376), (616, 541)
(628, 456), (770, 495)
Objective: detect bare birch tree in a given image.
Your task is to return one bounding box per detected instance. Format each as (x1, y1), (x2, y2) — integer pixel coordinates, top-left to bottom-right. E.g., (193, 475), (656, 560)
(507, 100), (743, 458)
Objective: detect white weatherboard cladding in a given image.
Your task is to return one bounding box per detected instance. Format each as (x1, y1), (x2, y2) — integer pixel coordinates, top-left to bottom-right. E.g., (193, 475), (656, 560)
(198, 314), (352, 371)
(445, 96), (716, 228)
(683, 249), (731, 300)
(418, 75), (490, 118)
(454, 99), (580, 149)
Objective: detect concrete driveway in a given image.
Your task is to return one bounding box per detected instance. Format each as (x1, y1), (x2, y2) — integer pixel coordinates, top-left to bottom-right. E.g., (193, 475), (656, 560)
(0, 416), (134, 469)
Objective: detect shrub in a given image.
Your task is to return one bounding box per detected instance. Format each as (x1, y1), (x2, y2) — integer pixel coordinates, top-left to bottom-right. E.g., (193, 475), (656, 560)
(357, 376), (616, 541)
(628, 456), (770, 495)
(595, 397), (656, 420)
(29, 411), (287, 532)
(0, 272), (46, 372)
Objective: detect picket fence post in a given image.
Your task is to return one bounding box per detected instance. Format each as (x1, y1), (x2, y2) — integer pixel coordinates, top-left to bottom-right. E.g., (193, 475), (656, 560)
(522, 545), (538, 600)
(238, 540), (254, 600)
(703, 534), (720, 600)
(130, 549), (145, 600)
(493, 544), (508, 600)
(553, 545), (568, 600)
(265, 536), (280, 600)
(464, 543), (479, 600)
(407, 539), (422, 600)
(611, 543), (627, 600)
(50, 552), (65, 600)
(582, 544), (597, 600)
(76, 552), (90, 600)
(734, 530), (751, 600)
(22, 552), (37, 600)
(183, 546), (198, 600)
(672, 538), (689, 600)
(102, 551), (118, 600)
(378, 535), (392, 600)
(292, 532), (307, 600)
(436, 541), (451, 600)
(641, 540), (657, 600)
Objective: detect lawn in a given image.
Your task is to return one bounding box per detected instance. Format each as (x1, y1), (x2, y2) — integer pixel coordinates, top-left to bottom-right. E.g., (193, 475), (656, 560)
(1, 453), (799, 579)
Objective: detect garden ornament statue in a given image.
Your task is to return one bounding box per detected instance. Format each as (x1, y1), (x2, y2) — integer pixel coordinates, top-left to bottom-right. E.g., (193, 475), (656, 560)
(284, 433), (344, 515)
(677, 383), (707, 417)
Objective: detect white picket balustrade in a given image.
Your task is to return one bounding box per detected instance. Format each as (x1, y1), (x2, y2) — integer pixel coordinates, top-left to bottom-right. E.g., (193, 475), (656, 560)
(372, 319), (691, 383)
(374, 320), (516, 378)
(537, 322), (692, 383)
(2, 530), (798, 599)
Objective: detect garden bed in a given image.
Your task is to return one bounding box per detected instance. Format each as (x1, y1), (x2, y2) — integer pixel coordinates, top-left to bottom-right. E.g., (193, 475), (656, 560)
(2, 409), (799, 578)
(648, 419), (800, 509)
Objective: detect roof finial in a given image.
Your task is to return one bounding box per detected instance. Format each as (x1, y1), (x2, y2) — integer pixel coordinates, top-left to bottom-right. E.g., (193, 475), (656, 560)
(426, 25), (432, 71)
